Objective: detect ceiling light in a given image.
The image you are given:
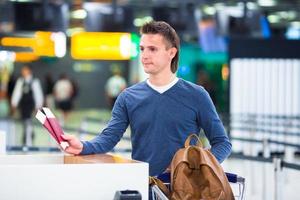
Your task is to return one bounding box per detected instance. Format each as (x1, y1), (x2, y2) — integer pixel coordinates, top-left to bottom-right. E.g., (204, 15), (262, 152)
(268, 15), (280, 23)
(71, 9), (87, 19)
(258, 0), (276, 7)
(203, 6), (216, 15)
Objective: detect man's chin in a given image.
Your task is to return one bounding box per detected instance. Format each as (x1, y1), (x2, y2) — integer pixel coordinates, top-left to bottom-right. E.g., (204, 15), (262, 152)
(143, 67), (151, 74)
(144, 69), (156, 74)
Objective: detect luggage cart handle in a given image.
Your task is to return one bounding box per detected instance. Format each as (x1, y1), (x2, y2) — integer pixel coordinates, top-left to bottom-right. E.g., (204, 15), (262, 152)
(226, 172), (245, 183)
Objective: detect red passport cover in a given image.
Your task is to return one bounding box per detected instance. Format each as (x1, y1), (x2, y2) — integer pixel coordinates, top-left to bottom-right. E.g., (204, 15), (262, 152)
(35, 107), (69, 150)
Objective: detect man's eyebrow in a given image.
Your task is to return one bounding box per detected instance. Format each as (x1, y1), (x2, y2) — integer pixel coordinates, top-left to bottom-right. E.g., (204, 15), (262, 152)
(139, 45), (157, 48)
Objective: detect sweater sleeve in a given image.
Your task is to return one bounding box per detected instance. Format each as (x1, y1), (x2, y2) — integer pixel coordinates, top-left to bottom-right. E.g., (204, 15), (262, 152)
(197, 89), (232, 163)
(80, 92), (129, 154)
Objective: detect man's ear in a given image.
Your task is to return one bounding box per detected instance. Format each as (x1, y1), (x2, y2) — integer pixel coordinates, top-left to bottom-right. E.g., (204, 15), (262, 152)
(169, 47), (177, 59)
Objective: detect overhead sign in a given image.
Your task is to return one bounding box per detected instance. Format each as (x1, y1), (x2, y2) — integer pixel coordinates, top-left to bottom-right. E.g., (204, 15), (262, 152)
(14, 52), (39, 62)
(0, 31), (66, 58)
(71, 32), (137, 60)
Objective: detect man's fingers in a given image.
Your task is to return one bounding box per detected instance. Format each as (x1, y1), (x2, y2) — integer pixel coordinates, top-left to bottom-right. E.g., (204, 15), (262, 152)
(61, 134), (73, 141)
(64, 146), (73, 154)
(64, 146), (81, 155)
(61, 134), (83, 155)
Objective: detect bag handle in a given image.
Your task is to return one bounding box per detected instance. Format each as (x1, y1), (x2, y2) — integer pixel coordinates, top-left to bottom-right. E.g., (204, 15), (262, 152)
(184, 134), (203, 148)
(149, 176), (170, 197)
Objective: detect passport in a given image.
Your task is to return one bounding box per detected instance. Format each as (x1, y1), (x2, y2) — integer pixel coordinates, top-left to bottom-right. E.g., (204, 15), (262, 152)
(35, 107), (69, 150)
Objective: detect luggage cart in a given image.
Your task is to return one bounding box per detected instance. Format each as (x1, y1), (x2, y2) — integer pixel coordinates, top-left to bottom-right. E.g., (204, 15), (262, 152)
(151, 172), (245, 200)
(226, 172), (245, 200)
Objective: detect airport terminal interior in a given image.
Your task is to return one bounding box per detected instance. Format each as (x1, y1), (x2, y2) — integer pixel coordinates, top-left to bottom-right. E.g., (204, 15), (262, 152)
(1, 0), (300, 199)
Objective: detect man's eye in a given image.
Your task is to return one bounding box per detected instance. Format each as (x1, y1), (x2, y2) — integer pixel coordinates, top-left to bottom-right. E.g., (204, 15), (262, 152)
(140, 47), (144, 51)
(149, 47), (156, 51)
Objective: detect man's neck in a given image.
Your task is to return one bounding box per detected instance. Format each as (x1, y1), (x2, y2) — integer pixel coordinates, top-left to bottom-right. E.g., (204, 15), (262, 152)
(148, 72), (176, 87)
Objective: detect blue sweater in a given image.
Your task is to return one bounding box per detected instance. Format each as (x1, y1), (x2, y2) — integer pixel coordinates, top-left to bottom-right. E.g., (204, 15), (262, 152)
(81, 79), (232, 176)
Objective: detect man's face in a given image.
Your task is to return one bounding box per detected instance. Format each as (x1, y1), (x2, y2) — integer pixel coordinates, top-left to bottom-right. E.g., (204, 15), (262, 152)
(140, 34), (177, 75)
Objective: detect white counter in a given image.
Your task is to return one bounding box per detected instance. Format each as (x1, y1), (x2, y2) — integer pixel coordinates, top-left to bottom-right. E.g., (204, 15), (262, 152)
(0, 154), (148, 200)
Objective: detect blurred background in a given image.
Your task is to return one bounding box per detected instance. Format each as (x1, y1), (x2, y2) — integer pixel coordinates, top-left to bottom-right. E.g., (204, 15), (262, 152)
(1, 1), (300, 199)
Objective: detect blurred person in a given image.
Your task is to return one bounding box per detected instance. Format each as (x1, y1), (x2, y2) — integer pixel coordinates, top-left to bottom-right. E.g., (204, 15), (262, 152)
(62, 21), (231, 177)
(0, 88), (10, 135)
(70, 78), (79, 108)
(44, 73), (55, 108)
(0, 90), (9, 118)
(0, 66), (10, 134)
(11, 65), (44, 146)
(197, 70), (217, 105)
(53, 73), (74, 123)
(105, 67), (127, 109)
(0, 65), (10, 117)
(7, 73), (16, 101)
(7, 73), (16, 116)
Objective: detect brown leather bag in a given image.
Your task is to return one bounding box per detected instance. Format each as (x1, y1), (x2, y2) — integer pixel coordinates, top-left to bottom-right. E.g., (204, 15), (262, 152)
(170, 134), (234, 200)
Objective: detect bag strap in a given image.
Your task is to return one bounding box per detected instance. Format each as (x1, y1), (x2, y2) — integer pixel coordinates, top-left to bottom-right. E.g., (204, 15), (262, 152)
(149, 176), (170, 197)
(184, 134), (202, 148)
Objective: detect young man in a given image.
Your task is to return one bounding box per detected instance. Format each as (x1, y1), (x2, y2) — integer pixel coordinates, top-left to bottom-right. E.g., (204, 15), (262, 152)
(62, 21), (232, 176)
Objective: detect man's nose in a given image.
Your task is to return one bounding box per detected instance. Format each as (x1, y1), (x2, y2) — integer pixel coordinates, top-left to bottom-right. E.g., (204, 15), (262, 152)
(141, 51), (149, 59)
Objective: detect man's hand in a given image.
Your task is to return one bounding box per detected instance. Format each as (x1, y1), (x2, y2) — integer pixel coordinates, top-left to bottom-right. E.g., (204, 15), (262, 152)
(61, 134), (83, 155)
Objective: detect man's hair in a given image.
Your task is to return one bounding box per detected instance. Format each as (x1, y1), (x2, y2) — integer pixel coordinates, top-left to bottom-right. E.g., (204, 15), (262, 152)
(140, 21), (180, 73)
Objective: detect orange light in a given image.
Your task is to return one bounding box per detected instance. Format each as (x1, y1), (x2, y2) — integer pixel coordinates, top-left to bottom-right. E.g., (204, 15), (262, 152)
(33, 31), (55, 56)
(71, 32), (132, 60)
(1, 31), (66, 57)
(14, 52), (39, 62)
(1, 37), (35, 48)
(222, 64), (229, 81)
